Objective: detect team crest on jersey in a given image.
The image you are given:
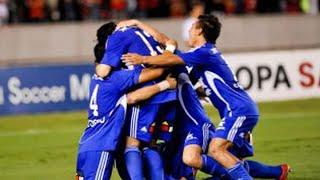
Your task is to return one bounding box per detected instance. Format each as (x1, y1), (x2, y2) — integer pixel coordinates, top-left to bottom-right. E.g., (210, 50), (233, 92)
(211, 47), (219, 54)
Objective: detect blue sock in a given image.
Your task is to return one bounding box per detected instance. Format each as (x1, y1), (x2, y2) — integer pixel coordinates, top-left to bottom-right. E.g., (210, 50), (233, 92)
(143, 147), (164, 180)
(228, 162), (253, 180)
(200, 154), (231, 179)
(115, 154), (130, 180)
(244, 160), (282, 178)
(124, 146), (144, 180)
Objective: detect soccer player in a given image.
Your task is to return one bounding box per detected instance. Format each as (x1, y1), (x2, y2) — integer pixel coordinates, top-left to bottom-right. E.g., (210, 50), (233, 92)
(76, 66), (178, 180)
(94, 21), (177, 180)
(76, 22), (178, 180)
(162, 66), (230, 180)
(121, 15), (259, 179)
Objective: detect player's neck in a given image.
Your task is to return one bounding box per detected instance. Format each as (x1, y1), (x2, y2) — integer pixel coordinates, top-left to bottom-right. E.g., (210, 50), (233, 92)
(194, 37), (207, 47)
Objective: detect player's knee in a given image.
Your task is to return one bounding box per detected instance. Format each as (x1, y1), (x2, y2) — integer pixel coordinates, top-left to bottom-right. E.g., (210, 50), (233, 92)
(126, 136), (140, 147)
(208, 139), (227, 158)
(182, 151), (202, 168)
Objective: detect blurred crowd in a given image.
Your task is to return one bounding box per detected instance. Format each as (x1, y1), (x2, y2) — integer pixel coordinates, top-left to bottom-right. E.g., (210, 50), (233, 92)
(0, 0), (319, 26)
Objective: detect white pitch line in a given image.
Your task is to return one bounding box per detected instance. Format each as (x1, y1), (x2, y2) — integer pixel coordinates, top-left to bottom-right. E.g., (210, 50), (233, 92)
(260, 112), (320, 120)
(0, 128), (81, 137)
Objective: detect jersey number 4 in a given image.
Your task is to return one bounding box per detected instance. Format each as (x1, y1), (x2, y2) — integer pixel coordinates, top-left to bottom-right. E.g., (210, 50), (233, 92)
(90, 84), (99, 117)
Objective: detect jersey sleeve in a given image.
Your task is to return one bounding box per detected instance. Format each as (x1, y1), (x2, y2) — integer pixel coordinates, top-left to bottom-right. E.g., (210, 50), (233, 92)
(109, 69), (141, 93)
(176, 48), (210, 67)
(101, 32), (131, 68)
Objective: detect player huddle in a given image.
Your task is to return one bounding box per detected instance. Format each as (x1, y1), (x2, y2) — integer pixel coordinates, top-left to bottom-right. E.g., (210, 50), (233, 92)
(75, 15), (291, 180)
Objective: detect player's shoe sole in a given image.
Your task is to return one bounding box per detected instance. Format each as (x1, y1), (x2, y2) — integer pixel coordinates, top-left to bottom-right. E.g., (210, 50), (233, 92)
(278, 164), (292, 180)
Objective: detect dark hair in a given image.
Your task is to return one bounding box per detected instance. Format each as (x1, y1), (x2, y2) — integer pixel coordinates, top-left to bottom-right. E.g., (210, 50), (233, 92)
(94, 22), (117, 64)
(196, 14), (221, 44)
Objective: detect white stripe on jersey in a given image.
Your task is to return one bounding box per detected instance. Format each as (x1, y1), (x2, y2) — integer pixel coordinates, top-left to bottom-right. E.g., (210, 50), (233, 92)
(135, 31), (158, 56)
(177, 73), (199, 125)
(204, 71), (233, 117)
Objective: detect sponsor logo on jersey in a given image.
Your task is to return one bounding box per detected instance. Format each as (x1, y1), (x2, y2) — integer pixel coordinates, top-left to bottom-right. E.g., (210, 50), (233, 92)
(88, 117), (106, 127)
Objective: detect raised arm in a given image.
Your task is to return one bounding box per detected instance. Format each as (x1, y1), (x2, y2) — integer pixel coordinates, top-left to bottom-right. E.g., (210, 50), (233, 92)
(127, 76), (176, 105)
(117, 19), (170, 45)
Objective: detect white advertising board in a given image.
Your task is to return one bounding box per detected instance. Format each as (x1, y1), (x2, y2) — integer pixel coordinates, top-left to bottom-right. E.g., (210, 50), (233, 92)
(224, 49), (320, 102)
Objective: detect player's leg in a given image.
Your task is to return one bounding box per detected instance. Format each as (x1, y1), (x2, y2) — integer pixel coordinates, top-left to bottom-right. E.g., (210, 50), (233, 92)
(244, 160), (291, 179)
(143, 146), (165, 180)
(114, 135), (130, 180)
(208, 115), (259, 180)
(142, 101), (175, 180)
(228, 131), (291, 180)
(170, 145), (195, 180)
(76, 151), (114, 180)
(124, 104), (160, 180)
(125, 136), (143, 180)
(183, 125), (230, 179)
(140, 101), (176, 180)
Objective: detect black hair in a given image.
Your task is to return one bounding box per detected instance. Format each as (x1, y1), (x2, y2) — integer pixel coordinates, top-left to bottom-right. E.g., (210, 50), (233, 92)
(94, 22), (117, 64)
(197, 14), (221, 44)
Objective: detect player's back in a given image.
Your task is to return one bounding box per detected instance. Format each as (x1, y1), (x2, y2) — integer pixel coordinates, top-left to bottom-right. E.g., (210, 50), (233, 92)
(174, 67), (212, 136)
(79, 69), (140, 153)
(106, 27), (176, 104)
(87, 75), (122, 120)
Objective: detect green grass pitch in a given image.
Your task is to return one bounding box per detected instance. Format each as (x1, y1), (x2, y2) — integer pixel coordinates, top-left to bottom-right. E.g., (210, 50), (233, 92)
(0, 99), (319, 179)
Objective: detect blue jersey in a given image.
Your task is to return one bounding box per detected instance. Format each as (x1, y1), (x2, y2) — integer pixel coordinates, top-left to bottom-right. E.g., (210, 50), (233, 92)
(101, 26), (176, 104)
(78, 69), (141, 153)
(177, 43), (259, 119)
(174, 66), (212, 136)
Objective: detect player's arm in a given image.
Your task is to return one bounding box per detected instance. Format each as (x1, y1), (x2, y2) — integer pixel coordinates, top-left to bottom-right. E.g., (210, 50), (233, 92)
(117, 19), (169, 45)
(127, 76), (176, 105)
(96, 64), (111, 78)
(123, 48), (209, 67)
(138, 67), (166, 83)
(122, 51), (185, 67)
(96, 32), (130, 78)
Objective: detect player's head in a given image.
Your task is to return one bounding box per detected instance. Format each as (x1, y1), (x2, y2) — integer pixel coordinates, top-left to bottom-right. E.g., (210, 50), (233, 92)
(190, 1), (204, 18)
(94, 22), (117, 64)
(188, 14), (221, 47)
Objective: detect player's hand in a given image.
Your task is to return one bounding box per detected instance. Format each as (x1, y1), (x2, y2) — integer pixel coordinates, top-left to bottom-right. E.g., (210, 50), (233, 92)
(116, 19), (139, 29)
(166, 39), (178, 49)
(122, 53), (144, 65)
(166, 74), (177, 89)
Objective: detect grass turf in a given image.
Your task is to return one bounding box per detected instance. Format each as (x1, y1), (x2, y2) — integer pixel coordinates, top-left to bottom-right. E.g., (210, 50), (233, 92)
(0, 99), (319, 179)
